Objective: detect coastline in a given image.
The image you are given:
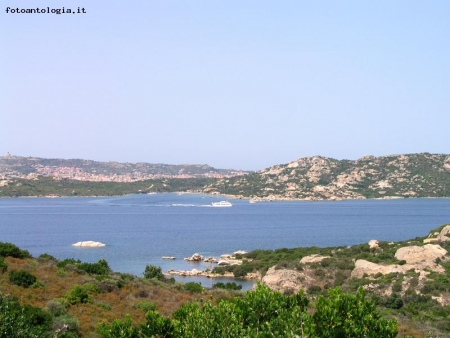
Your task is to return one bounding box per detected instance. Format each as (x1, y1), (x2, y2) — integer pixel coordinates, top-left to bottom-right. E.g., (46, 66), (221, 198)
(2, 190), (450, 202)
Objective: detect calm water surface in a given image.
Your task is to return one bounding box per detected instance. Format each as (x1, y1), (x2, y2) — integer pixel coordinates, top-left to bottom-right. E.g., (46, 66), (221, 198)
(0, 194), (449, 289)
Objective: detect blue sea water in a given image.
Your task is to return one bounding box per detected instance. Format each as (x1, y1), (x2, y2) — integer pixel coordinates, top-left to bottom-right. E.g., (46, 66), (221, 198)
(0, 194), (449, 289)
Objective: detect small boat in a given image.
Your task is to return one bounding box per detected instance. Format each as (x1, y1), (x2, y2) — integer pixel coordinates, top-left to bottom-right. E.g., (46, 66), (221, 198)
(211, 200), (232, 207)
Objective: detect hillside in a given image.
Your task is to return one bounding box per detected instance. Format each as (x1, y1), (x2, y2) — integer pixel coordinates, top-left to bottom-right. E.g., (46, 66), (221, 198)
(2, 225), (450, 336)
(206, 153), (450, 200)
(0, 154), (246, 182)
(2, 153), (450, 200)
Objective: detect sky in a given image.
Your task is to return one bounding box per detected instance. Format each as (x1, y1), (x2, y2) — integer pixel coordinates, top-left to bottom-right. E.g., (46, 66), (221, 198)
(1, 1), (449, 170)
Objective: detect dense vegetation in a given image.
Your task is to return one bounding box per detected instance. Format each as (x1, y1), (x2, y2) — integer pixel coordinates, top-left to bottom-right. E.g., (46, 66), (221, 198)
(2, 228), (450, 337)
(97, 284), (397, 338)
(0, 177), (212, 197)
(212, 225), (450, 336)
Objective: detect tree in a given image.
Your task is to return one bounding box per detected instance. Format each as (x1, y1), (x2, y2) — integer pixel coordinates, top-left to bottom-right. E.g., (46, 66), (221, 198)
(312, 287), (398, 338)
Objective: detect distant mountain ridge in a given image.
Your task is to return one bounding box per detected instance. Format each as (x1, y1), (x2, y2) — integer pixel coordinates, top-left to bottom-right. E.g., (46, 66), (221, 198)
(0, 155), (246, 182)
(206, 153), (450, 200)
(1, 153), (449, 200)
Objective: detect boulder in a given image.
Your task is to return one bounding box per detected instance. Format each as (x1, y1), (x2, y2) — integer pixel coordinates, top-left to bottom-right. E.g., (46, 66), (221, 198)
(437, 225), (450, 242)
(395, 244), (447, 265)
(72, 241), (105, 247)
(204, 257), (218, 263)
(262, 267), (315, 294)
(352, 244), (447, 278)
(300, 254), (330, 264)
(368, 240), (380, 249)
(217, 260), (231, 266)
(351, 260), (404, 278)
(424, 225), (450, 243)
(184, 253), (203, 261)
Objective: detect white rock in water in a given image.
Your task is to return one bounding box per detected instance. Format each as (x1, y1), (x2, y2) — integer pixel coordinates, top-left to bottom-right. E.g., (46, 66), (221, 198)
(72, 241), (106, 247)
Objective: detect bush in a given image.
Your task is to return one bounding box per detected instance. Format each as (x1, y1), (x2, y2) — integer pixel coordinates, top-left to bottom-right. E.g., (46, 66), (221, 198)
(184, 282), (203, 293)
(307, 285), (322, 295)
(392, 282), (402, 293)
(0, 293), (50, 337)
(143, 264), (165, 280)
(47, 299), (68, 317)
(0, 242), (32, 259)
(8, 269), (37, 288)
(136, 301), (157, 312)
(65, 284), (100, 305)
(313, 287), (398, 337)
(56, 258), (111, 275)
(232, 264), (253, 277)
(78, 259), (110, 275)
(97, 315), (139, 338)
(0, 258), (7, 273)
(384, 293), (404, 309)
(212, 282), (243, 290)
(96, 285), (398, 338)
(57, 258), (81, 269)
(38, 253), (57, 261)
(52, 315), (80, 337)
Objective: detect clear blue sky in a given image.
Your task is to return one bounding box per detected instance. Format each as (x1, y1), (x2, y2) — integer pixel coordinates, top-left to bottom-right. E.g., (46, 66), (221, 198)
(2, 1), (449, 170)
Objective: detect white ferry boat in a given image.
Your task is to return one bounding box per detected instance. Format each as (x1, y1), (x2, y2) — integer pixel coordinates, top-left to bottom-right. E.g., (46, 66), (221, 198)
(211, 200), (232, 207)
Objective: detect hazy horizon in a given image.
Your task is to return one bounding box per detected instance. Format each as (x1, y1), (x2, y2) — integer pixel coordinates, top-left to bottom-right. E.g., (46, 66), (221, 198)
(2, 1), (449, 171)
(2, 151), (447, 172)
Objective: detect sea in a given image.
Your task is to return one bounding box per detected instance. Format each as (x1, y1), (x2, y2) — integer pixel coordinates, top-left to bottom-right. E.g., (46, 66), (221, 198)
(0, 193), (449, 290)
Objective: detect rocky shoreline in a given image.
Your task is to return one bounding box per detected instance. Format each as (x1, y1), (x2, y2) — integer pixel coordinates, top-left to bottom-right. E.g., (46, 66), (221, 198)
(163, 251), (261, 279)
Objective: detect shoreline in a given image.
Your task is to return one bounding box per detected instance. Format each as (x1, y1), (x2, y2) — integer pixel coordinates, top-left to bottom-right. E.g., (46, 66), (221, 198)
(3, 191), (449, 202)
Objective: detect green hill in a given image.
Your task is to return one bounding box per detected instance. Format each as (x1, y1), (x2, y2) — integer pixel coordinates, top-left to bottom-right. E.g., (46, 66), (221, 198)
(207, 153), (450, 200)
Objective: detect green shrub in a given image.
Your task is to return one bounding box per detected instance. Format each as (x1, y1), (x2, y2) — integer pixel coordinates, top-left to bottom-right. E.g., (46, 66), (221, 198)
(52, 315), (80, 337)
(212, 282), (243, 290)
(184, 282), (203, 293)
(143, 264), (165, 280)
(136, 301), (157, 312)
(64, 284), (100, 305)
(0, 242), (32, 259)
(307, 285), (322, 295)
(313, 287), (398, 337)
(57, 258), (81, 269)
(384, 293), (404, 309)
(47, 299), (68, 317)
(96, 284), (398, 338)
(0, 293), (51, 337)
(38, 253), (57, 261)
(320, 258), (332, 267)
(8, 269), (37, 288)
(78, 259), (110, 275)
(392, 282), (402, 293)
(0, 258), (7, 273)
(97, 315), (139, 338)
(232, 264), (253, 277)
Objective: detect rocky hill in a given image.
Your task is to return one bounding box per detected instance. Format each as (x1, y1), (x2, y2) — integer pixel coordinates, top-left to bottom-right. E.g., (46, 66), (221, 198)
(206, 153), (450, 200)
(0, 154), (246, 182)
(212, 223), (450, 336)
